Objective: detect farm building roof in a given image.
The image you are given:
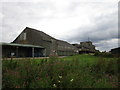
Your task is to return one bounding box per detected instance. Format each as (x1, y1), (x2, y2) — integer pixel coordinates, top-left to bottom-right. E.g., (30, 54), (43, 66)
(1, 42), (44, 48)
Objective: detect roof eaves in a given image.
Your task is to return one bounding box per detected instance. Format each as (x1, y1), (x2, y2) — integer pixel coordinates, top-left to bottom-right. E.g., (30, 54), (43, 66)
(2, 43), (44, 48)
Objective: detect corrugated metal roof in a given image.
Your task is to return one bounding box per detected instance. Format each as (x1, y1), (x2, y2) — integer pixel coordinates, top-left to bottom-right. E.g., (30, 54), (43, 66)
(1, 42), (44, 48)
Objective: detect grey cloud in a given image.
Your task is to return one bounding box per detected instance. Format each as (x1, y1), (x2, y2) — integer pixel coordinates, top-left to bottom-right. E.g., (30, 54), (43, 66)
(1, 1), (118, 52)
(64, 11), (118, 51)
(94, 39), (118, 51)
(66, 11), (117, 42)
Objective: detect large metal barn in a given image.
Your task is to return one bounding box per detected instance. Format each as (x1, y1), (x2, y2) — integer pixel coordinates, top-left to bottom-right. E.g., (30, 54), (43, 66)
(12, 27), (78, 56)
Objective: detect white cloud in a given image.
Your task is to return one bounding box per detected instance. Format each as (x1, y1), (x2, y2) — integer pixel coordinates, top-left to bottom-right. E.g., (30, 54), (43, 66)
(1, 0), (119, 3)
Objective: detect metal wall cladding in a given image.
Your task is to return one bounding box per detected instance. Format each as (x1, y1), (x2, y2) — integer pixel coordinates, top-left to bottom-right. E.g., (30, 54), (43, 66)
(12, 27), (77, 56)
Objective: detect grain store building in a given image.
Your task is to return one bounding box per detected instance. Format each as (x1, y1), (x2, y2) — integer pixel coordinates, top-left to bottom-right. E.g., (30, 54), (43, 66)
(2, 27), (77, 58)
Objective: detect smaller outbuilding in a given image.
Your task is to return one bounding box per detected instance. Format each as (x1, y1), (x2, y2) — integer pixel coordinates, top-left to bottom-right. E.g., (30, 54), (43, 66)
(73, 41), (98, 54)
(110, 47), (120, 57)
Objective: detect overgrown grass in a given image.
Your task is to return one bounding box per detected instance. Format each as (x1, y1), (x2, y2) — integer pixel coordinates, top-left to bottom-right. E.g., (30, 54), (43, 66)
(2, 54), (119, 88)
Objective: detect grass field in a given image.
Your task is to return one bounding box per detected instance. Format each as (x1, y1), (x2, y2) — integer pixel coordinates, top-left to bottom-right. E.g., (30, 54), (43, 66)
(2, 54), (119, 88)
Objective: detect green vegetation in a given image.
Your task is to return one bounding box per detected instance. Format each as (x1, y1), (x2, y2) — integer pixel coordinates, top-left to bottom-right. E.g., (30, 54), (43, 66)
(2, 54), (119, 88)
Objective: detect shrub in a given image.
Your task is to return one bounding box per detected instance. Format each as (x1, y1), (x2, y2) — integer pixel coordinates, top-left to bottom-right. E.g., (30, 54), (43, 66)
(94, 52), (113, 57)
(2, 55), (118, 88)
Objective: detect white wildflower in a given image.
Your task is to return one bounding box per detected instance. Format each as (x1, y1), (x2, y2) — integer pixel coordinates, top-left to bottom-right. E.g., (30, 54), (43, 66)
(53, 84), (57, 87)
(59, 76), (62, 79)
(58, 80), (61, 83)
(70, 79), (74, 82)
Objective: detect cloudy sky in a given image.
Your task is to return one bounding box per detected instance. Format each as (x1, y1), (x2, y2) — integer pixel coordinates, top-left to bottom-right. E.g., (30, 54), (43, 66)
(0, 0), (119, 51)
